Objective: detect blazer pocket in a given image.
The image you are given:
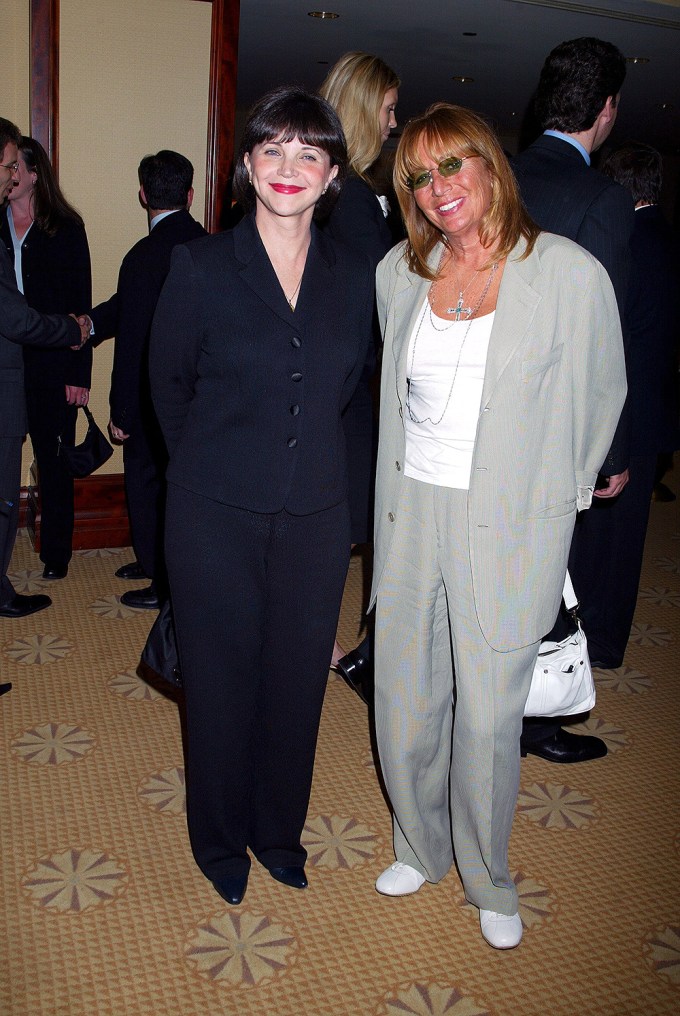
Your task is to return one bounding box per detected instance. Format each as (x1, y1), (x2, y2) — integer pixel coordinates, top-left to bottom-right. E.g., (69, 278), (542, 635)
(521, 344), (563, 379)
(531, 498), (577, 519)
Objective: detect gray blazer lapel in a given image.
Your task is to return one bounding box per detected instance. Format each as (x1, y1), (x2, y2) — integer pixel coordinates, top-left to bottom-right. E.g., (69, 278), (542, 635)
(481, 240), (541, 407)
(392, 244), (442, 407)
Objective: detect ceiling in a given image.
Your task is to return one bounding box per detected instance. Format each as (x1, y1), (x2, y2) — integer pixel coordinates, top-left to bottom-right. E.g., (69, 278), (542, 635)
(235, 0), (680, 156)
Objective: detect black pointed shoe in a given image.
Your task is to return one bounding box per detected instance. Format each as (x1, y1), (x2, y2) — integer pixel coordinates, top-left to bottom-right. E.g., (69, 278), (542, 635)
(120, 585), (160, 610)
(269, 866), (308, 889)
(0, 593), (52, 618)
(42, 563), (68, 580)
(521, 728), (607, 763)
(115, 560), (147, 580)
(335, 645), (372, 705)
(212, 873), (248, 905)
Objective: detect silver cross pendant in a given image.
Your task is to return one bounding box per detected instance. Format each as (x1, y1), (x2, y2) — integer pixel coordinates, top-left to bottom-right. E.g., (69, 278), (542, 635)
(446, 293), (471, 320)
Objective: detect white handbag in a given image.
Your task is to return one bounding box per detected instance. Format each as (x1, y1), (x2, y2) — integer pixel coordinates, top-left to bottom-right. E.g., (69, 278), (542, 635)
(524, 572), (596, 718)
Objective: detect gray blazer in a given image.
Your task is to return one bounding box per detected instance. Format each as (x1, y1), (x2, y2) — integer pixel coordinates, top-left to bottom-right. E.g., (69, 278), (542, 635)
(371, 232), (627, 651)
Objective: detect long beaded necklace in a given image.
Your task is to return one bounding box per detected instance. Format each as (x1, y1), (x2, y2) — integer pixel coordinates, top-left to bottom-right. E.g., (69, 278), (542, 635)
(406, 260), (499, 426)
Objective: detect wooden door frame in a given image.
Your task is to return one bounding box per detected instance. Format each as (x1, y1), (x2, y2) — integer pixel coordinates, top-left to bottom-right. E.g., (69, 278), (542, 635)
(29, 0), (239, 232)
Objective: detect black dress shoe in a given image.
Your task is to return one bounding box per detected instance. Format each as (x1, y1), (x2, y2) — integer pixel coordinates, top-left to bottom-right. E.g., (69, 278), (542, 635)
(335, 645), (372, 705)
(212, 873), (248, 905)
(269, 866), (308, 889)
(115, 560), (147, 580)
(42, 563), (68, 580)
(120, 585), (160, 610)
(0, 593), (52, 618)
(521, 728), (607, 763)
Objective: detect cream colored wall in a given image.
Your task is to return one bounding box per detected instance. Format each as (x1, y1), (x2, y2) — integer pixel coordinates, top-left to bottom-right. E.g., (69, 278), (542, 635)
(17, 0), (212, 480)
(1, 1), (30, 130)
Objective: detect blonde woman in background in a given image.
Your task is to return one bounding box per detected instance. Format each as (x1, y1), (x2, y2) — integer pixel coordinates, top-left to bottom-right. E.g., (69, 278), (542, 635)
(320, 52), (400, 689)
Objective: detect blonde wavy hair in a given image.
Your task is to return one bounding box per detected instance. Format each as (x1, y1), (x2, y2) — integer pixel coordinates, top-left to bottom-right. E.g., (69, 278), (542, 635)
(394, 103), (539, 280)
(320, 52), (400, 180)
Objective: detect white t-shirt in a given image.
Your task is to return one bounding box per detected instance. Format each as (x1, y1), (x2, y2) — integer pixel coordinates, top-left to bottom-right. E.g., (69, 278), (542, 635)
(404, 299), (494, 490)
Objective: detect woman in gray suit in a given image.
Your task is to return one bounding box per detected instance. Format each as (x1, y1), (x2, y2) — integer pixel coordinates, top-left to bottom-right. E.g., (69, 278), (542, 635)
(371, 104), (626, 948)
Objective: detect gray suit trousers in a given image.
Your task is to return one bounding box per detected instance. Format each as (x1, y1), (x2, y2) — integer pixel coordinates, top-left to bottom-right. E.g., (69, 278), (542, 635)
(374, 476), (540, 915)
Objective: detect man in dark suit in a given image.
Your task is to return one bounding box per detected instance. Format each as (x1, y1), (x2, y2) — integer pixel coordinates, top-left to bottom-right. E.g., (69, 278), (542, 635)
(0, 117), (88, 620)
(597, 143), (679, 664)
(85, 151), (206, 608)
(512, 38), (635, 763)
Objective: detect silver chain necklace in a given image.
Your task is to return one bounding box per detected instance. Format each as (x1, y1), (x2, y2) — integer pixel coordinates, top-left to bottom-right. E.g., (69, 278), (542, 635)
(406, 261), (499, 426)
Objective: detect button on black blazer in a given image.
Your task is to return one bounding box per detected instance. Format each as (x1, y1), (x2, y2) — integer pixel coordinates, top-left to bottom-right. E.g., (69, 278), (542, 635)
(150, 212), (374, 516)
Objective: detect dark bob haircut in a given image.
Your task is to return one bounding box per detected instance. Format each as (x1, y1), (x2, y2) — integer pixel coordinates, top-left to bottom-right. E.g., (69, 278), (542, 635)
(233, 85), (347, 218)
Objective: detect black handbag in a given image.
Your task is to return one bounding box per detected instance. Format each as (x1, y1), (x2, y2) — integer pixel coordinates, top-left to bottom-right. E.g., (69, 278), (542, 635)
(139, 599), (182, 688)
(58, 405), (113, 478)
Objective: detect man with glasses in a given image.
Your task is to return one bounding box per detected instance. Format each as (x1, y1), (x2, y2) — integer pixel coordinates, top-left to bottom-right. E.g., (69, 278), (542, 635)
(512, 38), (635, 764)
(0, 117), (88, 621)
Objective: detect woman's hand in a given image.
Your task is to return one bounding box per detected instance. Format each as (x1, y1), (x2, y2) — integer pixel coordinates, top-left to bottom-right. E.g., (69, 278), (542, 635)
(109, 419), (129, 443)
(65, 385), (90, 406)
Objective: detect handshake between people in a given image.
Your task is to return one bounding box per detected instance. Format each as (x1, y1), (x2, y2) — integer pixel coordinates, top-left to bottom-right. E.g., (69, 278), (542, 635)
(69, 313), (92, 350)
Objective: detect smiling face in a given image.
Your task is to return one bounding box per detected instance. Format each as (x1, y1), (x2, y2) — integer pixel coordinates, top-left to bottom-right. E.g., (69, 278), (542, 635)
(378, 87), (398, 144)
(0, 141), (19, 204)
(412, 141), (494, 248)
(243, 136), (338, 225)
(7, 149), (36, 205)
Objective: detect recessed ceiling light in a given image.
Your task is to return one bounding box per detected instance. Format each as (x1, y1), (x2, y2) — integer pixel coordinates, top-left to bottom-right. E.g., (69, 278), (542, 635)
(308, 11), (340, 18)
(658, 103), (674, 111)
(626, 56), (649, 64)
(452, 76), (474, 84)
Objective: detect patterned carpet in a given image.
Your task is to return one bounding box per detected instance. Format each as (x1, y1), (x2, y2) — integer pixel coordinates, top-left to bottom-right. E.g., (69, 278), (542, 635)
(1, 476), (679, 1016)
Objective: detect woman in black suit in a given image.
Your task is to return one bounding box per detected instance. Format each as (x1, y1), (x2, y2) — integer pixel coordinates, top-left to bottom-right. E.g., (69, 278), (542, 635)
(1, 137), (92, 579)
(319, 51), (400, 671)
(150, 87), (373, 906)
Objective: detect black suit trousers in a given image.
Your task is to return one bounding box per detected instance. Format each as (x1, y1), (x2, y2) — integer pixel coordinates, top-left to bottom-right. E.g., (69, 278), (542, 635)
(165, 484), (351, 881)
(26, 385), (77, 566)
(122, 410), (168, 584)
(568, 453), (657, 667)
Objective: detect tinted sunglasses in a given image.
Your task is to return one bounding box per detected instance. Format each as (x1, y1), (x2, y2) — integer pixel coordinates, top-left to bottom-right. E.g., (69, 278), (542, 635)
(407, 156), (468, 191)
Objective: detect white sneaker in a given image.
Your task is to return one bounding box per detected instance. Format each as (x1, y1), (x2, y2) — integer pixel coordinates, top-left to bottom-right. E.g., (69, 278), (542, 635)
(375, 862), (426, 896)
(479, 909), (523, 949)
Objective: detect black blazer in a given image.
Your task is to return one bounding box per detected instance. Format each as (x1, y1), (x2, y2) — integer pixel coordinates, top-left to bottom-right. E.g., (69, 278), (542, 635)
(512, 134), (635, 474)
(0, 210), (92, 388)
(324, 175), (393, 269)
(90, 208), (206, 431)
(0, 243), (80, 438)
(150, 213), (374, 516)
